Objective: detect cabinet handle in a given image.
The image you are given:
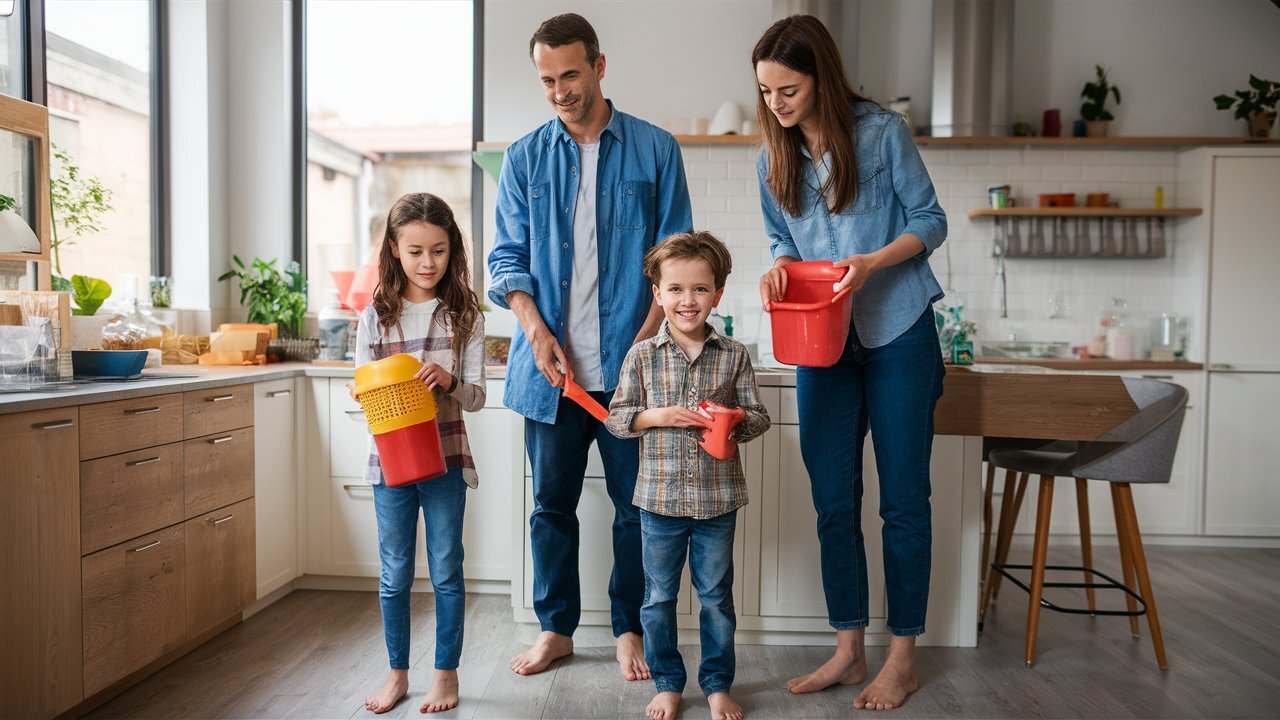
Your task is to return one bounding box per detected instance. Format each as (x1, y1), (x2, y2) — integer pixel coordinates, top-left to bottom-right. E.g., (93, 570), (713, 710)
(344, 410), (365, 417)
(1209, 363), (1233, 370)
(126, 456), (161, 467)
(127, 406), (162, 415)
(210, 514), (235, 525)
(1141, 374), (1173, 380)
(268, 389), (292, 398)
(33, 419), (74, 430)
(129, 540), (161, 553)
(208, 435), (234, 444)
(207, 394), (235, 402)
(342, 483), (373, 493)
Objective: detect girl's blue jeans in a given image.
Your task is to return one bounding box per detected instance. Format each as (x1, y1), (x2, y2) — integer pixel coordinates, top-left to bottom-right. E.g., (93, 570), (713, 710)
(372, 467), (467, 670)
(794, 306), (945, 636)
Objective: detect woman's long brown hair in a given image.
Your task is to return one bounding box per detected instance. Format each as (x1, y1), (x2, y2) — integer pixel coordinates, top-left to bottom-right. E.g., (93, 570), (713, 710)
(752, 15), (876, 217)
(371, 193), (482, 353)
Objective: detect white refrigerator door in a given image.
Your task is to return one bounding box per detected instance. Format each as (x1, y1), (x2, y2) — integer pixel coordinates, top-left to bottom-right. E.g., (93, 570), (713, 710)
(1207, 155), (1280, 371)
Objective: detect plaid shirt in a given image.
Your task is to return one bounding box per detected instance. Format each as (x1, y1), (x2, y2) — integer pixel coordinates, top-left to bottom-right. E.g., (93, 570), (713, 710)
(606, 321), (770, 519)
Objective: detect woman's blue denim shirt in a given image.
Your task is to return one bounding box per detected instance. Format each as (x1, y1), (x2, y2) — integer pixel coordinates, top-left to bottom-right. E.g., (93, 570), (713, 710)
(758, 101), (947, 348)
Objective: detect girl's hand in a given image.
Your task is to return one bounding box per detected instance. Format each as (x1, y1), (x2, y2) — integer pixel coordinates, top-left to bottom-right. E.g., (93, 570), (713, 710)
(759, 256), (798, 310)
(415, 362), (457, 392)
(833, 253), (882, 294)
(345, 382), (358, 400)
(636, 406), (711, 431)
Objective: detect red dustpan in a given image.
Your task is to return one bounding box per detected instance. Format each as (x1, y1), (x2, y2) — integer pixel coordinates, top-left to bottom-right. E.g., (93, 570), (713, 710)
(563, 375), (609, 422)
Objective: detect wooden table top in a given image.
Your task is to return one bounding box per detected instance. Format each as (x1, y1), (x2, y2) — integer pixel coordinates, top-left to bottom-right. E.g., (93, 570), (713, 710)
(935, 368), (1140, 441)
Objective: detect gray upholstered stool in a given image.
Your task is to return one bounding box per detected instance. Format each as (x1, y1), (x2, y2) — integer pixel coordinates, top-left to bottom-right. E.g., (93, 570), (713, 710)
(981, 378), (1187, 669)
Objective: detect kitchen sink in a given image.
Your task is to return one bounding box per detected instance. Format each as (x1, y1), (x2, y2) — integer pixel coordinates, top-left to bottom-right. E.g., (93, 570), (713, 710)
(976, 340), (1070, 360)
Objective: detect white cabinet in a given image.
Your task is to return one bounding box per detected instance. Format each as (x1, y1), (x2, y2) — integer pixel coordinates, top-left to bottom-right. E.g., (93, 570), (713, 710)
(254, 378), (301, 598)
(1204, 373), (1280, 536)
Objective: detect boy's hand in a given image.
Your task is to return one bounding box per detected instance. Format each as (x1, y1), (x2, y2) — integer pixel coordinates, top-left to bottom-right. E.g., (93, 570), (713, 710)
(415, 362), (457, 392)
(635, 406), (710, 431)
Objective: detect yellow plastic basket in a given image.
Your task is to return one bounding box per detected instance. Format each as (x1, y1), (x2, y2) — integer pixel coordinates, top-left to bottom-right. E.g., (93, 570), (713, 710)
(353, 354), (438, 435)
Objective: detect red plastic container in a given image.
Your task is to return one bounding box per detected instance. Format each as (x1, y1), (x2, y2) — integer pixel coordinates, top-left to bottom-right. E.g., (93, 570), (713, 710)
(696, 401), (746, 460)
(373, 418), (447, 487)
(768, 261), (853, 367)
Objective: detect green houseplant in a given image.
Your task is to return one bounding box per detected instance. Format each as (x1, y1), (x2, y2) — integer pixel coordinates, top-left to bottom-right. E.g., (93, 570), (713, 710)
(1080, 65), (1121, 137)
(1214, 75), (1279, 138)
(48, 143), (113, 290)
(218, 255), (309, 339)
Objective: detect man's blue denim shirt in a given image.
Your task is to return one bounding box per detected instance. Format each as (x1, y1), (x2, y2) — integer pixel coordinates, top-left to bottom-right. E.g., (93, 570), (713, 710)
(488, 101), (693, 424)
(759, 101), (947, 348)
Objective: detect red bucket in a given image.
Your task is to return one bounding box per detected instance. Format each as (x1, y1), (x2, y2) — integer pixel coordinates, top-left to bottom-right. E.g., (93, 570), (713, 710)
(373, 418), (447, 487)
(768, 261), (853, 367)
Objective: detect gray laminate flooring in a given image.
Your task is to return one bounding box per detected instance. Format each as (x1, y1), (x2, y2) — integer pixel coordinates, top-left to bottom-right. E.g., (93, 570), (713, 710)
(86, 545), (1280, 719)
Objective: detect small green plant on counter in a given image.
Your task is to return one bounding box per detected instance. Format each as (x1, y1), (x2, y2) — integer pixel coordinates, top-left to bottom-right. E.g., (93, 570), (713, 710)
(1214, 75), (1279, 137)
(0, 193), (16, 213)
(70, 274), (112, 316)
(49, 143), (114, 291)
(218, 255), (309, 338)
(1080, 65), (1121, 122)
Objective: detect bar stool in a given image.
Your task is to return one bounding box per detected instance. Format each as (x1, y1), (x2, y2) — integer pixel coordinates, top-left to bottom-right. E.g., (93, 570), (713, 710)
(980, 378), (1187, 669)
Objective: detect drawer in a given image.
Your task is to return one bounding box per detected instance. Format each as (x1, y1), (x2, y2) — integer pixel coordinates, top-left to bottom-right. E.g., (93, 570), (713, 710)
(79, 393), (184, 461)
(330, 379), (370, 479)
(184, 426), (254, 518)
(80, 442), (185, 555)
(184, 384), (254, 438)
(81, 523), (186, 697)
(186, 498), (256, 637)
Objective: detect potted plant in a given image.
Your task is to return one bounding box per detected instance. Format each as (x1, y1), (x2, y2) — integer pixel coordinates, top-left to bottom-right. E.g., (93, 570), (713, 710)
(1214, 75), (1279, 139)
(1080, 65), (1121, 138)
(48, 143), (113, 292)
(219, 255), (315, 359)
(67, 273), (115, 348)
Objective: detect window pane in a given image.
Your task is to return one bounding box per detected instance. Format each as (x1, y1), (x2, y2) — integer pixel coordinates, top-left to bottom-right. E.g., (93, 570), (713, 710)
(0, 0), (23, 98)
(306, 0), (473, 311)
(45, 0), (151, 298)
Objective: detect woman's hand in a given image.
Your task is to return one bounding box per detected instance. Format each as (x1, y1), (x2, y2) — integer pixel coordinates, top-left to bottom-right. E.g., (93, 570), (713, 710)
(415, 362), (457, 392)
(833, 253), (883, 294)
(759, 256), (799, 310)
(634, 406), (710, 431)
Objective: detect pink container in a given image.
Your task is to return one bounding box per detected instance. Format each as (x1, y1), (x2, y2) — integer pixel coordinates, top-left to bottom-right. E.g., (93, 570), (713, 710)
(768, 261), (853, 367)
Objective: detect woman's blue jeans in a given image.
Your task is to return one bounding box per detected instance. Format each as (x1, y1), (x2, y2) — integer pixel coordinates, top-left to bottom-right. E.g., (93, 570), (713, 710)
(640, 509), (737, 696)
(372, 468), (467, 670)
(795, 306), (944, 636)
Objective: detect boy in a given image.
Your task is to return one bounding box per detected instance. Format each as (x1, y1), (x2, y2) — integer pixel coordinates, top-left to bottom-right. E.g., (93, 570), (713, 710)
(606, 231), (771, 720)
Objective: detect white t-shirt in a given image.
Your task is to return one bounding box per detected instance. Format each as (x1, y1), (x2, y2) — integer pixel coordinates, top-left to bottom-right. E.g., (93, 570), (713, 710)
(565, 141), (603, 391)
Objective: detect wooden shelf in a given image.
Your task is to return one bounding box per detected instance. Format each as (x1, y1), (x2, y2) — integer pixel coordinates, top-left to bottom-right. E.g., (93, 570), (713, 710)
(917, 136), (1280, 147)
(969, 207), (1202, 220)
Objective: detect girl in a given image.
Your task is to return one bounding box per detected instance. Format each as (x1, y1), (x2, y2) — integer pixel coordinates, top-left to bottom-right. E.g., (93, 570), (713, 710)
(753, 15), (947, 712)
(353, 193), (486, 715)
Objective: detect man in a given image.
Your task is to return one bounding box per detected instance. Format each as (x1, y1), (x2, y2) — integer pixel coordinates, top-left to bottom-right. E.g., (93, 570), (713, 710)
(487, 13), (692, 681)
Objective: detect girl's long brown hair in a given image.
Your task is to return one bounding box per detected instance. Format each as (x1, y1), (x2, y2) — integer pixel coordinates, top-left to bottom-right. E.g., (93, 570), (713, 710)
(752, 15), (876, 217)
(371, 193), (482, 353)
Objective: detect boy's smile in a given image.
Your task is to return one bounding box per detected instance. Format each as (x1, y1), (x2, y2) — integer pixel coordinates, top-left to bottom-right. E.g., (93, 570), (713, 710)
(653, 257), (724, 342)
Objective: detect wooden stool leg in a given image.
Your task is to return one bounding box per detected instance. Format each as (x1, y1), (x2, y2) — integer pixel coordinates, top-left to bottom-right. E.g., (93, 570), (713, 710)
(993, 472), (1030, 604)
(1075, 478), (1096, 613)
(980, 467), (1020, 628)
(982, 461), (996, 587)
(1117, 484), (1169, 670)
(1111, 483), (1141, 638)
(1025, 475), (1055, 667)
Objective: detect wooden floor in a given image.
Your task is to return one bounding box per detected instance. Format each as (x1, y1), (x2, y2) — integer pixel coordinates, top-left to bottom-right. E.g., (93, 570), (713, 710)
(88, 544), (1280, 720)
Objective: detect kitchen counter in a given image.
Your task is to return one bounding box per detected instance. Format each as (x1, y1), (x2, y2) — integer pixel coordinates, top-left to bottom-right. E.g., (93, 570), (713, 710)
(973, 358), (1204, 372)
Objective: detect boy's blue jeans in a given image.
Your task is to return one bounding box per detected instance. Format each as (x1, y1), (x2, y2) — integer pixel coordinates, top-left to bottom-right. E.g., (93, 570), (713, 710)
(372, 468), (467, 670)
(640, 508), (737, 696)
(795, 306), (944, 636)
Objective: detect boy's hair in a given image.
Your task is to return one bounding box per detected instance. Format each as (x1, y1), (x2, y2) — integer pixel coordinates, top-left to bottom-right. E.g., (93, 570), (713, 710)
(529, 13), (600, 65)
(644, 231), (733, 289)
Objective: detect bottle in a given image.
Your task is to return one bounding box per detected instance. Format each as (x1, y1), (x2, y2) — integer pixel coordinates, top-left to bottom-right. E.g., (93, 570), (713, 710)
(318, 289), (357, 362)
(707, 307), (727, 336)
(1154, 186), (1164, 209)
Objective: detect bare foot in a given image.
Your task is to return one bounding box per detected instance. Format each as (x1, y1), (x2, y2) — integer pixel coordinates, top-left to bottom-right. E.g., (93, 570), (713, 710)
(645, 691), (681, 720)
(617, 631), (651, 681)
(363, 669), (408, 714)
(708, 691), (744, 720)
(853, 661), (918, 711)
(786, 648), (867, 694)
(509, 630), (573, 675)
(419, 668), (459, 713)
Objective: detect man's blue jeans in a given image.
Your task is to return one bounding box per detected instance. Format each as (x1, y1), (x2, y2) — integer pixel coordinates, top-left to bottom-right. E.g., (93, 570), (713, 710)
(525, 392), (643, 637)
(640, 509), (737, 696)
(372, 468), (467, 670)
(794, 306), (945, 636)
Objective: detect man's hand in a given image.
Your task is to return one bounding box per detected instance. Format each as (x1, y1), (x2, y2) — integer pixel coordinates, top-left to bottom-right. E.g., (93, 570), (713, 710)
(415, 362), (457, 392)
(634, 406), (710, 432)
(530, 326), (571, 389)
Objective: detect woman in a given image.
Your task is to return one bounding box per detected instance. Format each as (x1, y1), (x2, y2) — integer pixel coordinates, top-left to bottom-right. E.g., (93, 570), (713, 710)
(753, 15), (947, 712)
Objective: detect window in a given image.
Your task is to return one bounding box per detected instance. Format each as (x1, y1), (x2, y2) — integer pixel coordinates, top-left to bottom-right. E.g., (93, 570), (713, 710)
(44, 0), (153, 295)
(0, 1), (25, 98)
(304, 0), (475, 310)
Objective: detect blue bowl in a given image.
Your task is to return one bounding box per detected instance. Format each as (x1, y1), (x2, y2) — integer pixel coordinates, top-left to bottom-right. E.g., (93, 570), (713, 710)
(72, 349), (148, 378)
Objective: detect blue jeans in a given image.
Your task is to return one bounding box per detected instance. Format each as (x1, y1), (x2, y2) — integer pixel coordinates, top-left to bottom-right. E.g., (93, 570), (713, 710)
(525, 392), (643, 637)
(372, 468), (467, 670)
(795, 306), (944, 636)
(640, 509), (737, 696)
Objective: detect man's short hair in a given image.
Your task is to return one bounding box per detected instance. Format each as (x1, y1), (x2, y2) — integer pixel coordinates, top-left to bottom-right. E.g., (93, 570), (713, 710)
(644, 232), (734, 290)
(529, 13), (601, 65)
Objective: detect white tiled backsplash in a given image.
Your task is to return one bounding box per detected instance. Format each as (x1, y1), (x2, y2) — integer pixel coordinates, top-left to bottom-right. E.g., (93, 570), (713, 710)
(683, 143), (1205, 361)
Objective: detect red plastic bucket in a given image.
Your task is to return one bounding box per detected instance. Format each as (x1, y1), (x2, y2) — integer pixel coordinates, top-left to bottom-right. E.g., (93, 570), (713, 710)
(695, 400), (747, 460)
(768, 261), (853, 367)
(373, 418), (447, 487)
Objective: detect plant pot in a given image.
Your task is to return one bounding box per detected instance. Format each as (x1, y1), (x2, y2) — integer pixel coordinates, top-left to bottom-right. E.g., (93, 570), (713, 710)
(1248, 110), (1277, 139)
(69, 314), (114, 350)
(1085, 120), (1111, 138)
(0, 209), (41, 254)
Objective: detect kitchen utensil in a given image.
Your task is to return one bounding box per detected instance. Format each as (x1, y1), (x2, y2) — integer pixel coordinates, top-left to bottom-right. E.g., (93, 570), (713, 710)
(695, 400), (746, 461)
(563, 374), (609, 422)
(71, 349), (148, 378)
(354, 353), (446, 487)
(767, 261), (853, 366)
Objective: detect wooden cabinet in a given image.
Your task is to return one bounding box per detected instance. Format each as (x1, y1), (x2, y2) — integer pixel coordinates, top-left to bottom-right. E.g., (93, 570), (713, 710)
(78, 393), (183, 461)
(254, 378), (300, 599)
(186, 498), (256, 636)
(184, 426), (255, 518)
(183, 384), (254, 439)
(81, 524), (186, 697)
(1204, 372), (1280, 536)
(80, 442), (185, 555)
(0, 408), (83, 718)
